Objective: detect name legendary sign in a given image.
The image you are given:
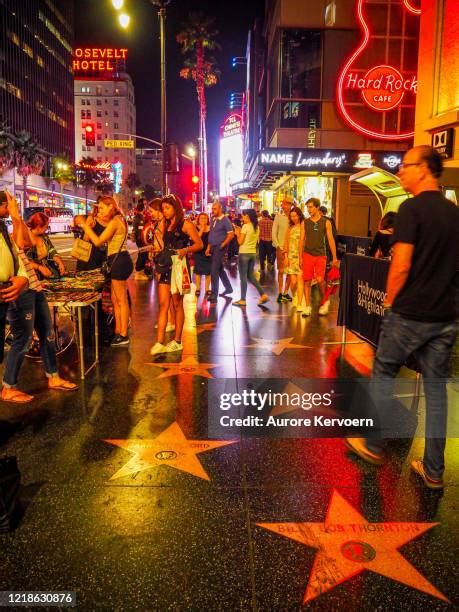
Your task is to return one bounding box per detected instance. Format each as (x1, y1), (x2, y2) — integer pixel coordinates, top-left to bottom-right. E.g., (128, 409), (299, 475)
(257, 149), (406, 174)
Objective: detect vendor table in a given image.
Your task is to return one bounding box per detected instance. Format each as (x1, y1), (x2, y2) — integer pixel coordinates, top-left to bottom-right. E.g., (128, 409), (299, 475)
(42, 272), (105, 380)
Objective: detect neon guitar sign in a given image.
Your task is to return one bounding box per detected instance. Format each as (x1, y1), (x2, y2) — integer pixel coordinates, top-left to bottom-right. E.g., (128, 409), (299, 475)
(337, 0), (421, 140)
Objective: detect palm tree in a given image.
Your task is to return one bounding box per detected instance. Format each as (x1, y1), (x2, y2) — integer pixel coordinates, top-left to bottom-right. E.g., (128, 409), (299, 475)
(52, 155), (76, 203)
(177, 13), (220, 209)
(12, 131), (46, 214)
(77, 156), (104, 213)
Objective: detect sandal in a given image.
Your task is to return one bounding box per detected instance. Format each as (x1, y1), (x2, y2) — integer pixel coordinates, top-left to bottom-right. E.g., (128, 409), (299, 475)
(1, 389), (34, 403)
(48, 378), (78, 391)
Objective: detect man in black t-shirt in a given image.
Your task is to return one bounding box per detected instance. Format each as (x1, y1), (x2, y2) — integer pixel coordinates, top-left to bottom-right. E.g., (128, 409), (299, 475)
(346, 145), (459, 489)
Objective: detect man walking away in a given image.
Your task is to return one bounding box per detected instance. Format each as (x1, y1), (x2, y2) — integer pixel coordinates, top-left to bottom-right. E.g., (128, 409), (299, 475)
(206, 201), (234, 304)
(346, 145), (459, 490)
(258, 210), (274, 272)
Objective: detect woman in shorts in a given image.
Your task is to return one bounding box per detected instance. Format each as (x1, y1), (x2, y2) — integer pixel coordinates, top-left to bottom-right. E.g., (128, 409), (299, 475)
(81, 196), (133, 347)
(150, 194), (202, 355)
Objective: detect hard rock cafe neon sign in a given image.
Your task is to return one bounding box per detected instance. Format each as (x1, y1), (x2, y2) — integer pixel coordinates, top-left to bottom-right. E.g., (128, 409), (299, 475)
(337, 0), (421, 140)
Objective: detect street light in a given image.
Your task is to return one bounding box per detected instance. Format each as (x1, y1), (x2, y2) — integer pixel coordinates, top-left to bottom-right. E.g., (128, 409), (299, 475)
(112, 0), (124, 9)
(118, 13), (130, 28)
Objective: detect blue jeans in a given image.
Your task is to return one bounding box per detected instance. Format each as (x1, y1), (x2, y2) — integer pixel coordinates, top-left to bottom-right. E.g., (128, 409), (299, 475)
(3, 290), (58, 387)
(210, 246), (232, 297)
(367, 311), (457, 478)
(238, 253), (264, 300)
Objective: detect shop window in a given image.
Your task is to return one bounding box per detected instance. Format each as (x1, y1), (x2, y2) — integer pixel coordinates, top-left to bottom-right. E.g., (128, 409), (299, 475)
(281, 29), (322, 99)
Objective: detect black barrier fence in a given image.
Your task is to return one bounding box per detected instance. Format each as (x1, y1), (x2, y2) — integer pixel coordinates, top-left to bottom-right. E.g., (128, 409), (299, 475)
(337, 253), (390, 347)
(336, 235), (373, 259)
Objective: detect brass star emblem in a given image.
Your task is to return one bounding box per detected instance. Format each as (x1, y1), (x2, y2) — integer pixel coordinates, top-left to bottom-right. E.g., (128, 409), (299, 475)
(257, 489), (448, 604)
(245, 337), (311, 356)
(147, 355), (218, 378)
(105, 422), (236, 481)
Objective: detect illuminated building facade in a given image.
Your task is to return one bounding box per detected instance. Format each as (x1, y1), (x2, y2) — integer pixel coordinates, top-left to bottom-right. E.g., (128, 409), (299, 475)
(0, 0), (74, 157)
(414, 0), (459, 202)
(240, 0), (421, 236)
(74, 48), (136, 183)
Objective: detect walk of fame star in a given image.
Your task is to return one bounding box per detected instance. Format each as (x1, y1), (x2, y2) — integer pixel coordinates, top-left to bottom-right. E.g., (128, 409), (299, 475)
(257, 489), (448, 604)
(105, 421), (236, 481)
(245, 337), (311, 356)
(147, 355), (218, 378)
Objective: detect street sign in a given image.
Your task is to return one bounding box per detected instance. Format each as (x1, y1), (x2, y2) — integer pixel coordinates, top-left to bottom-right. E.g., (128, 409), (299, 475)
(104, 139), (134, 149)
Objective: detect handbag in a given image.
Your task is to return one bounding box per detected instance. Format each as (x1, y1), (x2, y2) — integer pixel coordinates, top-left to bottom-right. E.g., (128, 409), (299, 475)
(101, 217), (128, 278)
(153, 248), (173, 274)
(71, 238), (93, 263)
(0, 456), (21, 533)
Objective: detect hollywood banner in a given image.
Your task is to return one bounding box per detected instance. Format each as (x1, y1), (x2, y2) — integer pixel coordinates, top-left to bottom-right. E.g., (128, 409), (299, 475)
(337, 254), (389, 347)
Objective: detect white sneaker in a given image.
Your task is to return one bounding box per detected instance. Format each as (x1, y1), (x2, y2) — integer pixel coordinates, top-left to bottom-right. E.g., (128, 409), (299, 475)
(301, 306), (312, 317)
(166, 340), (183, 352)
(318, 300), (330, 315)
(150, 342), (167, 355)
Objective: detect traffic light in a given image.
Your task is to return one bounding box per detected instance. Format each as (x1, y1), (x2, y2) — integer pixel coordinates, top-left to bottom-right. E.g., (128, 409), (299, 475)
(191, 175), (199, 191)
(164, 141), (180, 174)
(85, 123), (95, 146)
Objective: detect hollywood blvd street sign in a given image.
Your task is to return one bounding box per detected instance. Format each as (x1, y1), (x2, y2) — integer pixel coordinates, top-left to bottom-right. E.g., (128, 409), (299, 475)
(257, 149), (404, 174)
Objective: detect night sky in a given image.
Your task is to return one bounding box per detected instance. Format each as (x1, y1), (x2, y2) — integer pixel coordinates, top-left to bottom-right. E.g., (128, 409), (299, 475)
(74, 0), (265, 181)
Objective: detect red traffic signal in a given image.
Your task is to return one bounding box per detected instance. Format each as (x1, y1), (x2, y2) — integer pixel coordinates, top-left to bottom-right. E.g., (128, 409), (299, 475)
(85, 123), (95, 146)
(191, 175), (199, 184)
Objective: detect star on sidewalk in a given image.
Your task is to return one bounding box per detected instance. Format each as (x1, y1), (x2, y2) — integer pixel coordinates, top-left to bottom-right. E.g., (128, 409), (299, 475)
(147, 355), (218, 378)
(245, 337), (311, 356)
(257, 489), (448, 604)
(105, 421), (236, 481)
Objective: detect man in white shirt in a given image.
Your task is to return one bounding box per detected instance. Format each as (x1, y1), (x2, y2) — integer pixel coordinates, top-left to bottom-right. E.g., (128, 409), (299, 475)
(272, 196), (294, 302)
(0, 190), (30, 401)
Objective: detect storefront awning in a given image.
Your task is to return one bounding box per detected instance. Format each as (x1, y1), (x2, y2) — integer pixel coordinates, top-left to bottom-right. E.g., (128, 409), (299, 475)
(349, 166), (411, 214)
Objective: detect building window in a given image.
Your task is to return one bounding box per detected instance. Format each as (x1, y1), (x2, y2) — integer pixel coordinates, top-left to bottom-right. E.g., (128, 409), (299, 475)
(82, 145), (86, 151)
(86, 99), (91, 105)
(114, 111), (119, 118)
(97, 146), (102, 152)
(86, 110), (92, 119)
(81, 110), (86, 119)
(81, 99), (85, 105)
(97, 134), (101, 140)
(96, 99), (102, 106)
(97, 110), (102, 117)
(114, 88), (120, 95)
(114, 99), (119, 106)
(97, 122), (102, 129)
(81, 86), (91, 93)
(82, 133), (86, 140)
(9, 31), (20, 46)
(96, 86), (102, 95)
(281, 29), (322, 99)
(114, 123), (119, 129)
(36, 55), (44, 68)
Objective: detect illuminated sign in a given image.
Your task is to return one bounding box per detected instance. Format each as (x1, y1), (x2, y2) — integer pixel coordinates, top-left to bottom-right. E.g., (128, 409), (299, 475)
(432, 128), (454, 158)
(336, 0), (420, 140)
(221, 113), (242, 139)
(345, 65), (417, 112)
(73, 48), (128, 73)
(104, 139), (134, 149)
(112, 161), (123, 194)
(257, 149), (406, 174)
(219, 113), (244, 196)
(354, 153), (375, 168)
(78, 161), (112, 171)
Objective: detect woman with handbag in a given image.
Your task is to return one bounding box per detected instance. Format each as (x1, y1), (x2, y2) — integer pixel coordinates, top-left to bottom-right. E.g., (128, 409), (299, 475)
(74, 205), (108, 272)
(150, 194), (202, 355)
(80, 196), (133, 347)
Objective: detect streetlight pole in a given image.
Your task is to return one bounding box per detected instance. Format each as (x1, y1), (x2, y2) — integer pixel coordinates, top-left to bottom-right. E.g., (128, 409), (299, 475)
(151, 0), (170, 195)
